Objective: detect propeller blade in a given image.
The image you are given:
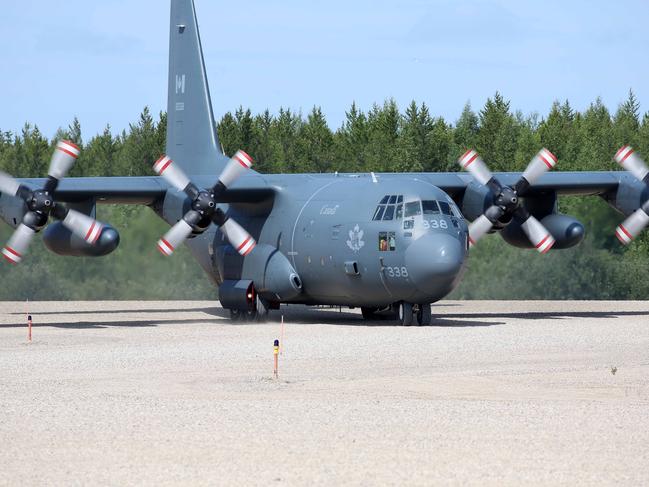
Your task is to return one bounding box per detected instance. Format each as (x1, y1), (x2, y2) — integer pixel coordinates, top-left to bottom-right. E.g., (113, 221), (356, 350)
(520, 148), (557, 186)
(458, 149), (493, 186)
(220, 218), (256, 256)
(468, 214), (495, 247)
(153, 155), (192, 192)
(615, 208), (649, 245)
(2, 224), (36, 264)
(214, 150), (254, 192)
(520, 215), (555, 254)
(61, 209), (105, 245)
(0, 171), (21, 197)
(157, 218), (195, 256)
(48, 140), (80, 180)
(615, 146), (649, 183)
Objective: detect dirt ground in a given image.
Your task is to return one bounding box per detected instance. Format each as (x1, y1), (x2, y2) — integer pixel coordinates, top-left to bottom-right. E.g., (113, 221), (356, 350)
(1, 300), (648, 486)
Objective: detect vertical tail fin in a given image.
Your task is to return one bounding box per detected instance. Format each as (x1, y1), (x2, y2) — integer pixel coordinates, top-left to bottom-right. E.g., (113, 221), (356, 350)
(166, 0), (228, 175)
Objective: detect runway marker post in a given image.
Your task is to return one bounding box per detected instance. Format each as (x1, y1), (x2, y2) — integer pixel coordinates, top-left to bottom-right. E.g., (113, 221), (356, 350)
(273, 339), (280, 378)
(27, 314), (32, 342)
(280, 315), (284, 355)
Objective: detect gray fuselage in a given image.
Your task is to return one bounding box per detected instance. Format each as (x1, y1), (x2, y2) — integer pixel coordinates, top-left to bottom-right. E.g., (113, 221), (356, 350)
(163, 172), (469, 307)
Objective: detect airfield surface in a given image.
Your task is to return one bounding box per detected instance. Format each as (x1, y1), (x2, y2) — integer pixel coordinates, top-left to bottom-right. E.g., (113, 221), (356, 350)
(0, 300), (648, 486)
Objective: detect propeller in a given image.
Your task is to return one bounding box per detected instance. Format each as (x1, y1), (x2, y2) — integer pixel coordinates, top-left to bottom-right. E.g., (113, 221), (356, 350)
(153, 150), (256, 256)
(0, 140), (107, 264)
(613, 146), (649, 245)
(457, 148), (558, 253)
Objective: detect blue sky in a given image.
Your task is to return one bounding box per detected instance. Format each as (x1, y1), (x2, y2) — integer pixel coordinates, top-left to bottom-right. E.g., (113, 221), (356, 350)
(1, 0), (648, 139)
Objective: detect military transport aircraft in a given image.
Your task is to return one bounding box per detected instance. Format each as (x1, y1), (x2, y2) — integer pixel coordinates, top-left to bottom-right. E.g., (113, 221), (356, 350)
(1, 0), (648, 326)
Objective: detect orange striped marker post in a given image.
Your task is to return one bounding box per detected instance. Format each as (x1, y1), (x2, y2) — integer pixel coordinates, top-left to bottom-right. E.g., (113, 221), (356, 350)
(273, 339), (280, 378)
(27, 314), (32, 342)
(280, 315), (285, 355)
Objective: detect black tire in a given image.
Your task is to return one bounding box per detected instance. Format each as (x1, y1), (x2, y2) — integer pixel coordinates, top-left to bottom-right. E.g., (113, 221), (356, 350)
(398, 302), (413, 326)
(416, 303), (432, 326)
(361, 307), (378, 320)
(229, 308), (241, 321)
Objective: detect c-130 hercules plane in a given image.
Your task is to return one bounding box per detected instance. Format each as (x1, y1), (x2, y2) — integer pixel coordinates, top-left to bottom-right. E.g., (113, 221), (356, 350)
(1, 0), (648, 325)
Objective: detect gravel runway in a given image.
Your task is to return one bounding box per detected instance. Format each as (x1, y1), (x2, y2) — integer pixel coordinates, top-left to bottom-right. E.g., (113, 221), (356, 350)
(1, 300), (648, 486)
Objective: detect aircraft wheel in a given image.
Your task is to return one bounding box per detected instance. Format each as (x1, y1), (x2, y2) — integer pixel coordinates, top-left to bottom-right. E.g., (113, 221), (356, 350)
(229, 308), (242, 321)
(397, 302), (414, 326)
(361, 307), (378, 320)
(416, 303), (432, 326)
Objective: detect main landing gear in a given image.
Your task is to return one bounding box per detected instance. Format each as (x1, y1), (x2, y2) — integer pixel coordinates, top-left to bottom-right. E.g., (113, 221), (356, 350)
(361, 302), (432, 326)
(398, 302), (432, 326)
(228, 295), (271, 323)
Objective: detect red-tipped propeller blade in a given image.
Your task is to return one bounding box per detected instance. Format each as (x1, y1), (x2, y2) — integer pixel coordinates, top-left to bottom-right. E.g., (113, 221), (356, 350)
(521, 148), (557, 185)
(467, 214), (495, 247)
(153, 155), (192, 192)
(520, 216), (555, 254)
(61, 209), (105, 245)
(49, 140), (80, 180)
(216, 150), (254, 190)
(220, 218), (256, 256)
(615, 146), (649, 182)
(615, 208), (649, 245)
(457, 149), (493, 186)
(2, 224), (36, 264)
(157, 218), (195, 256)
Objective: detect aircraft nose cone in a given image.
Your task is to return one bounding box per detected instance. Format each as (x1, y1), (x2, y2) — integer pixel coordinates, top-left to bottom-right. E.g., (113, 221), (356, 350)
(405, 233), (467, 299)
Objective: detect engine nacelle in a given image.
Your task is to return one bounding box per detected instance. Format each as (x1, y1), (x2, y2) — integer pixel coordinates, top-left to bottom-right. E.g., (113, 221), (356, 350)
(242, 243), (303, 301)
(43, 222), (120, 257)
(611, 174), (649, 216)
(460, 181), (492, 221)
(501, 214), (584, 249)
(219, 279), (256, 311)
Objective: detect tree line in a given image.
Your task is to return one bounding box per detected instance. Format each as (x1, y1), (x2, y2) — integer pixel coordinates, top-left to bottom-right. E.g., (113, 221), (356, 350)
(1, 91), (648, 300)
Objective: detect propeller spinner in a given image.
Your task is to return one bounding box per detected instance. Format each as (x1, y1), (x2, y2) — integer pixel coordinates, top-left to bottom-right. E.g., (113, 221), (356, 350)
(153, 150), (256, 256)
(457, 148), (558, 253)
(0, 140), (108, 264)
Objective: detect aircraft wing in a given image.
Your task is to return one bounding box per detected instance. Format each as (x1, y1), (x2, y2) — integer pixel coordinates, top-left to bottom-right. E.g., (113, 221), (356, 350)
(8, 176), (275, 205)
(413, 171), (624, 197)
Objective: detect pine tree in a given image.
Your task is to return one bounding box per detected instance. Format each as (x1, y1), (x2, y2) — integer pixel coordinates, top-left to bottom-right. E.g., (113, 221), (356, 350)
(365, 99), (401, 171)
(538, 100), (575, 164)
(217, 112), (239, 157)
(298, 106), (333, 173)
(613, 89), (640, 149)
(576, 98), (613, 171)
(476, 92), (519, 170)
(454, 102), (479, 155)
(335, 101), (368, 172)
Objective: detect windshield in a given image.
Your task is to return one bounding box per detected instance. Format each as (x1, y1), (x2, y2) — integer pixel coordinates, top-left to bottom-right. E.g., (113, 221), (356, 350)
(404, 201), (421, 217)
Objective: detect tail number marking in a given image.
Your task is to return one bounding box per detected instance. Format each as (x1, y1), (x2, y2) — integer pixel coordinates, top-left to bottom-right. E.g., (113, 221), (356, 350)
(385, 266), (408, 278)
(423, 219), (448, 230)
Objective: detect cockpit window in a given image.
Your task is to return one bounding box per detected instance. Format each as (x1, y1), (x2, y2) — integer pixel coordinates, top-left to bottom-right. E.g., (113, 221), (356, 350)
(422, 200), (440, 215)
(372, 195), (404, 221)
(438, 201), (453, 216)
(404, 201), (421, 217)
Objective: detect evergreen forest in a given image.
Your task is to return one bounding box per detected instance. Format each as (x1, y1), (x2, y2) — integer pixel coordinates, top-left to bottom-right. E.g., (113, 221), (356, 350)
(1, 91), (648, 300)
